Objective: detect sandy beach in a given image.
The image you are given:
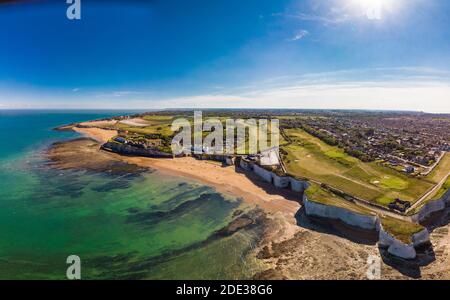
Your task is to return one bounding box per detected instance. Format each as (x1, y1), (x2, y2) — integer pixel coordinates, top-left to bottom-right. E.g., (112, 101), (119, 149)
(72, 125), (117, 143)
(73, 126), (301, 220)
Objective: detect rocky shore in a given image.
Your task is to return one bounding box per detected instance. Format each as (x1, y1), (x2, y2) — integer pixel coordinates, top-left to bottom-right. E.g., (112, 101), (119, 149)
(101, 141), (174, 158)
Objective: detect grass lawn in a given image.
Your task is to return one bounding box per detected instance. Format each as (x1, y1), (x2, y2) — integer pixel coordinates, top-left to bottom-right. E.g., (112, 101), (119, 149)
(427, 153), (450, 184)
(305, 183), (373, 216)
(141, 115), (176, 124)
(116, 120), (175, 137)
(282, 128), (435, 206)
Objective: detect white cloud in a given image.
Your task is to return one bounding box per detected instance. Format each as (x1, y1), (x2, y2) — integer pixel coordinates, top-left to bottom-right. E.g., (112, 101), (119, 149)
(288, 29), (309, 41)
(277, 12), (350, 26)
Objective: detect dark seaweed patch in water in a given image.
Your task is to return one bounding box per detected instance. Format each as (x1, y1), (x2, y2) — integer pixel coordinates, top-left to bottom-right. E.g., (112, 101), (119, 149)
(126, 192), (240, 227)
(127, 207), (140, 214)
(148, 185), (213, 211)
(100, 161), (150, 178)
(90, 179), (132, 193)
(31, 156), (150, 200)
(84, 208), (267, 279)
(29, 169), (89, 202)
(52, 180), (86, 198)
(86, 252), (138, 269)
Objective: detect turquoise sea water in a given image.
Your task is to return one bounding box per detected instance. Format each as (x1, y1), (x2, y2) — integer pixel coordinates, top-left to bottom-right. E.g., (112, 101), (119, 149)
(0, 110), (263, 279)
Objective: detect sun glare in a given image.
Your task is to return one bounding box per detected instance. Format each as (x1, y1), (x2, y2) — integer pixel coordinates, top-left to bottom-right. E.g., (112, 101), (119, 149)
(352, 0), (393, 20)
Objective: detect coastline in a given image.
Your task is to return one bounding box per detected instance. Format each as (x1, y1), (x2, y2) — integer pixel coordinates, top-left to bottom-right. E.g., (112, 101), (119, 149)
(47, 128), (385, 279)
(73, 125), (301, 220)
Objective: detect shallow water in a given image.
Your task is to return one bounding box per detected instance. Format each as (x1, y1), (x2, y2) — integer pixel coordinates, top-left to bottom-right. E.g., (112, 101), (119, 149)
(0, 110), (264, 279)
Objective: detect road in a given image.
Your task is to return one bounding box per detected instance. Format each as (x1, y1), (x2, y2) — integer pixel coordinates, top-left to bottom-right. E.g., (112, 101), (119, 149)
(407, 171), (450, 213)
(421, 152), (446, 176)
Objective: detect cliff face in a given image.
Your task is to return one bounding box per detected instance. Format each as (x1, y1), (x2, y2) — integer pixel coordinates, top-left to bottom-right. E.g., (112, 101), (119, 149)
(253, 165), (274, 183)
(290, 177), (309, 192)
(378, 226), (429, 259)
(239, 159), (253, 171)
(101, 142), (174, 158)
(240, 158), (309, 193)
(303, 198), (431, 260)
(378, 227), (417, 259)
(225, 157), (235, 166)
(303, 197), (379, 230)
(273, 174), (290, 189)
(411, 189), (450, 223)
(412, 229), (430, 247)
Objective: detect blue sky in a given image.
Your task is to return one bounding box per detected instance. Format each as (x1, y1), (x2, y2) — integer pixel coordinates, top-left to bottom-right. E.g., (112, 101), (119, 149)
(0, 0), (449, 112)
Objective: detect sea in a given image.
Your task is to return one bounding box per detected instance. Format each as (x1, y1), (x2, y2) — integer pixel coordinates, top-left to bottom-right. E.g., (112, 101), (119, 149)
(0, 110), (263, 279)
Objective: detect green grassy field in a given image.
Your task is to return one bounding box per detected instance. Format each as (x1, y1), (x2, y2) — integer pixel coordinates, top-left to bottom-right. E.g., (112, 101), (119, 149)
(116, 123), (175, 137)
(115, 115), (176, 137)
(427, 153), (450, 184)
(281, 128), (436, 206)
(141, 115), (176, 123)
(305, 183), (373, 216)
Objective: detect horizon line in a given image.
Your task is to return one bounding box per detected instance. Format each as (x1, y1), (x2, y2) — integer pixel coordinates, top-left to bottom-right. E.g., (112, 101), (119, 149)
(2, 107), (450, 114)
